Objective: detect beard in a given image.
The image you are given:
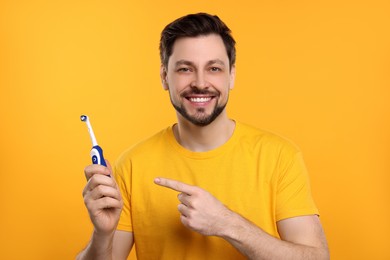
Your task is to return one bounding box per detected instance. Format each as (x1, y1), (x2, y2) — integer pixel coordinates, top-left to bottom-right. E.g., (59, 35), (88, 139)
(169, 89), (228, 127)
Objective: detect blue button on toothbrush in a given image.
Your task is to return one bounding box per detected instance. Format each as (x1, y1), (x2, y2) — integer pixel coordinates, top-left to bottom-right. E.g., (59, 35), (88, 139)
(80, 115), (107, 167)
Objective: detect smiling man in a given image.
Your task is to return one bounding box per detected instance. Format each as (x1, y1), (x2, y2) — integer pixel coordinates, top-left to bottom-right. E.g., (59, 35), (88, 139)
(77, 13), (329, 260)
(165, 35), (234, 128)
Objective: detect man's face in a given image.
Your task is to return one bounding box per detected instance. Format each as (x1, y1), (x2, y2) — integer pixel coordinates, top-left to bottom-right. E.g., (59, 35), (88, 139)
(161, 34), (235, 126)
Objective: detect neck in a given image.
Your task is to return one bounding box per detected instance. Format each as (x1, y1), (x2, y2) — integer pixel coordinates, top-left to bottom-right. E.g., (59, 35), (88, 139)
(173, 111), (235, 152)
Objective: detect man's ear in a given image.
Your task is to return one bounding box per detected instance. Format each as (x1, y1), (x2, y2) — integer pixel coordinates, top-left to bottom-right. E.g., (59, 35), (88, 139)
(160, 65), (169, 90)
(229, 65), (236, 90)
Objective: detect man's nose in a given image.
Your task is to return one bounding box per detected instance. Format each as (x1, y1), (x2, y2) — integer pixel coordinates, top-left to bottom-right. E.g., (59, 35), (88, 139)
(190, 71), (209, 89)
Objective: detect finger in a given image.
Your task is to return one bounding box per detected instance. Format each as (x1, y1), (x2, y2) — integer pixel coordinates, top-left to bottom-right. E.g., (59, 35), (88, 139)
(154, 177), (194, 194)
(85, 183), (122, 201)
(88, 173), (117, 189)
(87, 196), (123, 212)
(83, 174), (118, 197)
(84, 164), (111, 181)
(177, 192), (192, 207)
(178, 203), (189, 217)
(180, 214), (188, 227)
(105, 159), (113, 173)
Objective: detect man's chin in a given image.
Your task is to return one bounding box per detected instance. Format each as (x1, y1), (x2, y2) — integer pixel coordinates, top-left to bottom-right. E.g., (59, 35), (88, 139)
(172, 101), (227, 127)
(182, 110), (224, 127)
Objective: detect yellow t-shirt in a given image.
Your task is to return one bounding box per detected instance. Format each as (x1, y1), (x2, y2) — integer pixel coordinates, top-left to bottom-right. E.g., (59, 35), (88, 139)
(114, 122), (318, 259)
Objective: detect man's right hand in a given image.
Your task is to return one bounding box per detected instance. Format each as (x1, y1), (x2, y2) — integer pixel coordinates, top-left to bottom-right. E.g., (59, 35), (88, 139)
(82, 160), (123, 235)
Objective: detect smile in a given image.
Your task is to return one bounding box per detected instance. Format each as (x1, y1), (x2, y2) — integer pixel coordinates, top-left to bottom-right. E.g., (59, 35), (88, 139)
(188, 97), (213, 103)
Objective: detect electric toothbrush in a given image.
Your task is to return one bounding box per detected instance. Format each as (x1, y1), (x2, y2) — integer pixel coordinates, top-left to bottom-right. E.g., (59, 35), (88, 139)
(80, 115), (107, 167)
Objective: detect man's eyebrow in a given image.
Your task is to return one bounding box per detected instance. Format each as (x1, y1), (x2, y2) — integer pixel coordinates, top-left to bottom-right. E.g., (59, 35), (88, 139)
(174, 59), (226, 67)
(207, 59), (226, 66)
(174, 60), (194, 67)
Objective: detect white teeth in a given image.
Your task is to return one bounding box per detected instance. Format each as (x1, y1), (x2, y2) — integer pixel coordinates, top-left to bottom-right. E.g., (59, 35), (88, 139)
(189, 97), (211, 103)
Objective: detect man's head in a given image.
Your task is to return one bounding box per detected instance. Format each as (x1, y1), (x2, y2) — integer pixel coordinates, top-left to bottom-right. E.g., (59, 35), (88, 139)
(159, 13), (236, 71)
(159, 13), (236, 127)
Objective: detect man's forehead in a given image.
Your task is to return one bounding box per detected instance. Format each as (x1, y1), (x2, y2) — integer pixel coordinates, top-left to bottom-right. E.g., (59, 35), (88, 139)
(172, 34), (225, 50)
(168, 35), (229, 66)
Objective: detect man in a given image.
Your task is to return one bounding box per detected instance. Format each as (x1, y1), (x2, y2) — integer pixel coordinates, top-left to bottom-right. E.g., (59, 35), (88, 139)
(77, 13), (329, 259)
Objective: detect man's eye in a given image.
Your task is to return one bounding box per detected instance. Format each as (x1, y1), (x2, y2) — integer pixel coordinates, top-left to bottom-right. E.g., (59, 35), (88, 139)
(178, 67), (190, 72)
(210, 67), (222, 72)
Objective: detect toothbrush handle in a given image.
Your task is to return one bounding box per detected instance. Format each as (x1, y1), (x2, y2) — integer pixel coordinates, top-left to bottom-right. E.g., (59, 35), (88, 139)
(90, 145), (107, 167)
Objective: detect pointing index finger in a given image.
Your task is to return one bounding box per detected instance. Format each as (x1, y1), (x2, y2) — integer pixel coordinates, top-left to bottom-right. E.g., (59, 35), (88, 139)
(154, 177), (194, 194)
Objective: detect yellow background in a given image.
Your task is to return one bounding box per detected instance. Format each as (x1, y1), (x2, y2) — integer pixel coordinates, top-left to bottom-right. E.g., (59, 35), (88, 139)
(1, 0), (389, 259)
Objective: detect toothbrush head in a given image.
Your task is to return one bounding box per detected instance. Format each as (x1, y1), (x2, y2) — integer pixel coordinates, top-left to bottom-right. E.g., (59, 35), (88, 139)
(80, 115), (88, 122)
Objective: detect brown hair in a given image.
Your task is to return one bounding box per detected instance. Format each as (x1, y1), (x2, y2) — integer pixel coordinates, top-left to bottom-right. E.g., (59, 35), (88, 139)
(159, 13), (236, 70)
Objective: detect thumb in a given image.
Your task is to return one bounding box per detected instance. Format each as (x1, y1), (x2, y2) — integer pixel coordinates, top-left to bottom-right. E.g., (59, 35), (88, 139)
(105, 159), (113, 175)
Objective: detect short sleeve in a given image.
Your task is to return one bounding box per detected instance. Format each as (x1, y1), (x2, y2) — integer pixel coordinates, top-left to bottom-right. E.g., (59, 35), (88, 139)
(113, 155), (133, 232)
(275, 151), (319, 221)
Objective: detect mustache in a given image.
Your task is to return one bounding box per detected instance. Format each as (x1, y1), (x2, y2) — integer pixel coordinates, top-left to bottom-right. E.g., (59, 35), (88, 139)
(181, 88), (219, 96)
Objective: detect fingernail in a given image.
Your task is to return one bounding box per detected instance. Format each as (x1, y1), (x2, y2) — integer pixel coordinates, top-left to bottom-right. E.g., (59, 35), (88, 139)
(154, 178), (161, 184)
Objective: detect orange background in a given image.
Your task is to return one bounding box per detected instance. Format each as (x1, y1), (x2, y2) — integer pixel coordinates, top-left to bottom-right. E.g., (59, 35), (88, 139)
(0, 1), (389, 259)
